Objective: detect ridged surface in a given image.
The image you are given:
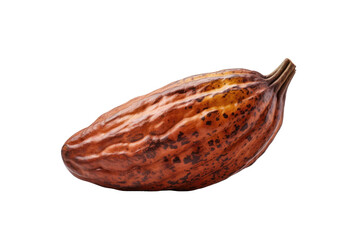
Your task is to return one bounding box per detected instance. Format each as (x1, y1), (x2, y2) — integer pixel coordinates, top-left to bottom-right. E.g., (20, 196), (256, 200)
(62, 59), (296, 191)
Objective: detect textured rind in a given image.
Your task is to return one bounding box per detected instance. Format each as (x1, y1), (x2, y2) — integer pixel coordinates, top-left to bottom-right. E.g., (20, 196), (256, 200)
(62, 59), (296, 191)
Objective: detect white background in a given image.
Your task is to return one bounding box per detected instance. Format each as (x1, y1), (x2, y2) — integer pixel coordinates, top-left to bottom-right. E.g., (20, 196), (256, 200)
(1, 1), (359, 239)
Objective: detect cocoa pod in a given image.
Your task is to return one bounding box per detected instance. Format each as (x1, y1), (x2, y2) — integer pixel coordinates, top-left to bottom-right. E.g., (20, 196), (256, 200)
(62, 59), (296, 191)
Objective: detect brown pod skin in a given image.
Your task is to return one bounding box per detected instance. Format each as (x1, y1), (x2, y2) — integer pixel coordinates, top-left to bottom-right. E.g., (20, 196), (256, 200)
(62, 59), (296, 191)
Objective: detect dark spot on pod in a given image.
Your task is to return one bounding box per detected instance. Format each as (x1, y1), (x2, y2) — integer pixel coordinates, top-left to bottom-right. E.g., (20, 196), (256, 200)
(183, 156), (191, 164)
(173, 89), (186, 94)
(246, 104), (251, 108)
(210, 147), (215, 151)
(181, 140), (190, 145)
(132, 181), (141, 187)
(179, 172), (191, 183)
(231, 112), (234, 116)
(164, 137), (176, 144)
(196, 96), (205, 102)
(216, 144), (221, 148)
(201, 116), (205, 121)
(192, 131), (199, 137)
(129, 133), (144, 142)
(215, 157), (221, 162)
(135, 154), (146, 163)
(260, 116), (268, 127)
(223, 113), (228, 118)
(207, 112), (212, 117)
(144, 140), (162, 159)
(194, 174), (201, 180)
(216, 153), (227, 161)
(240, 123), (248, 131)
(189, 106), (192, 109)
(163, 137), (178, 149)
(177, 131), (185, 141)
(195, 146), (201, 153)
(183, 152), (201, 164)
(206, 121), (212, 125)
(215, 139), (220, 144)
(162, 143), (168, 150)
(168, 165), (176, 172)
(141, 170), (150, 182)
(216, 117), (219, 121)
(167, 180), (178, 185)
(173, 156), (181, 163)
(163, 157), (169, 162)
(246, 135), (252, 141)
(153, 96), (163, 104)
(230, 124), (240, 137)
(264, 115), (269, 123)
(208, 140), (214, 146)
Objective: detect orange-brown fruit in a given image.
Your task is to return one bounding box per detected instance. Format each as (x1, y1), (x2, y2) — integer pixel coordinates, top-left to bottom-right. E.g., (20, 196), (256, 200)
(62, 59), (296, 191)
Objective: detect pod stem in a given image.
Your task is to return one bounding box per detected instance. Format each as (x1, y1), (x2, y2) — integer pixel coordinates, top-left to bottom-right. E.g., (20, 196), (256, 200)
(266, 58), (296, 92)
